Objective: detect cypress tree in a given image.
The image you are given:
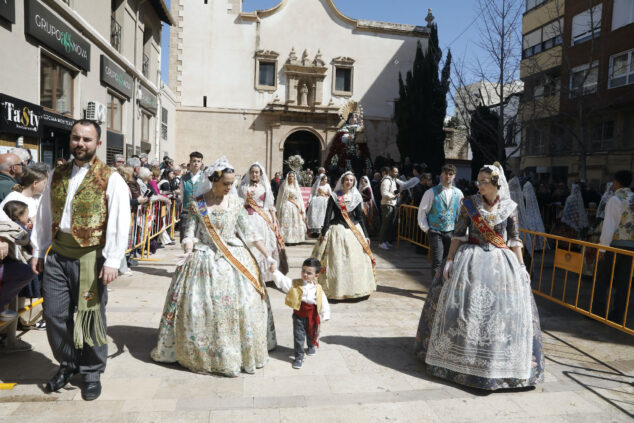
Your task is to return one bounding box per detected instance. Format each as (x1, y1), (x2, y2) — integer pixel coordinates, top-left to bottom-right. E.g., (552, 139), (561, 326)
(394, 24), (451, 176)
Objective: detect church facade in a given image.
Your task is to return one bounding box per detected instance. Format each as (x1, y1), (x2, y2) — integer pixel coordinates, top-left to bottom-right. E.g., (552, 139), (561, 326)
(170, 0), (429, 174)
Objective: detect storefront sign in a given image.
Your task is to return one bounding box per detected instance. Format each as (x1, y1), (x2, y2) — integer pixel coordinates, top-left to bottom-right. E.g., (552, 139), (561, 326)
(0, 0), (15, 24)
(100, 55), (133, 99)
(138, 84), (157, 114)
(0, 93), (42, 137)
(107, 130), (124, 149)
(41, 109), (74, 131)
(24, 0), (91, 71)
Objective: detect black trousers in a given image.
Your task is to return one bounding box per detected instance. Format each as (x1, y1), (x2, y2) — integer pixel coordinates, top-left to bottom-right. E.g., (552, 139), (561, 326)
(429, 230), (453, 278)
(292, 313), (314, 361)
(42, 252), (108, 382)
(591, 245), (634, 323)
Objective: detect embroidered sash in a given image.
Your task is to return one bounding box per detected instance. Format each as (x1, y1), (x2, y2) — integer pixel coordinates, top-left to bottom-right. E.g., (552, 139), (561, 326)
(462, 197), (510, 250)
(195, 196), (266, 299)
(247, 193), (286, 251)
(337, 195), (377, 279)
(288, 197), (308, 227)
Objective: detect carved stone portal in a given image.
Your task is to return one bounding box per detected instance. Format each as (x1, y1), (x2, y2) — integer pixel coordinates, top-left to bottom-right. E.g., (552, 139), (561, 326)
(283, 48), (328, 106)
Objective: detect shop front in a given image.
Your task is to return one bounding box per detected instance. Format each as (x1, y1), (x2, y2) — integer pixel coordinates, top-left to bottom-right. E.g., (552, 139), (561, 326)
(40, 109), (74, 167)
(0, 93), (42, 160)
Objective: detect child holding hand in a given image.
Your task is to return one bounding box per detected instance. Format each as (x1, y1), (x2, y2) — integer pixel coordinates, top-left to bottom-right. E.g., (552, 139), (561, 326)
(272, 258), (330, 369)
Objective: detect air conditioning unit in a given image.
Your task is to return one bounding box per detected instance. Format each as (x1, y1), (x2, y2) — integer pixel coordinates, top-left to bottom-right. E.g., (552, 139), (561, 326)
(85, 101), (107, 124)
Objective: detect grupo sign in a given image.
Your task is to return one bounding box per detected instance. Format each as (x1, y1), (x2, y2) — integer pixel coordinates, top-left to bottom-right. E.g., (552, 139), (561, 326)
(100, 55), (133, 99)
(0, 93), (43, 137)
(0, 0), (15, 24)
(139, 84), (157, 114)
(24, 0), (91, 71)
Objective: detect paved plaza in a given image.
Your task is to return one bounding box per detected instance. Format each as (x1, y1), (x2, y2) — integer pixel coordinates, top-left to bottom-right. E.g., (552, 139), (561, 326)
(1, 240), (633, 422)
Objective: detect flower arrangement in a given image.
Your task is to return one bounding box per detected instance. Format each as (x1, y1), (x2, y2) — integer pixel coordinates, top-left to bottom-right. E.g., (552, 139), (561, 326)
(284, 154), (313, 187)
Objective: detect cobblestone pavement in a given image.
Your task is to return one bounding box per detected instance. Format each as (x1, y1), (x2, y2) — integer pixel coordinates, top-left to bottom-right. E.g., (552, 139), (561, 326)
(1, 240), (633, 422)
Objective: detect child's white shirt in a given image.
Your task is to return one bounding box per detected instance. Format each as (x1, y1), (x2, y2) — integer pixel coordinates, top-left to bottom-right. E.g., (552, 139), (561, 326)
(272, 270), (331, 320)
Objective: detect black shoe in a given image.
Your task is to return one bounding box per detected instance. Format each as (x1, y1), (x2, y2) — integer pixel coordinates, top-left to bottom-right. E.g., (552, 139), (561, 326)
(128, 258), (139, 267)
(45, 367), (76, 392)
(81, 381), (102, 401)
(292, 357), (303, 369)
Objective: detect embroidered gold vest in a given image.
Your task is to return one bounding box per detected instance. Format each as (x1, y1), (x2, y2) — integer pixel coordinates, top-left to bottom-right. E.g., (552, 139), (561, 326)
(50, 158), (113, 247)
(285, 279), (323, 313)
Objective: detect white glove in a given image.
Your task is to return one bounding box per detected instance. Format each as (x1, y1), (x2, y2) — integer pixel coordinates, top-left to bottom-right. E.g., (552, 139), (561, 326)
(442, 260), (453, 281)
(520, 265), (531, 284)
(176, 252), (191, 267)
(266, 256), (278, 272)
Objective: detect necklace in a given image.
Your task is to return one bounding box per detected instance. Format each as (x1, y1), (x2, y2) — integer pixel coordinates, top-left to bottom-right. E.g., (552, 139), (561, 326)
(483, 195), (500, 207)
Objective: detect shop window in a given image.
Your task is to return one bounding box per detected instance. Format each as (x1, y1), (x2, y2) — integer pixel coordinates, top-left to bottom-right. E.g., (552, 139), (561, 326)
(612, 0), (634, 31)
(571, 5), (602, 45)
(569, 62), (598, 97)
(608, 49), (634, 89)
(141, 112), (151, 142)
(40, 55), (74, 115)
(107, 92), (123, 132)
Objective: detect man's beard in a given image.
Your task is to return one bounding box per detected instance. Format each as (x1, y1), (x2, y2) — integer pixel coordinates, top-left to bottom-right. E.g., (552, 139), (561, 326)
(72, 147), (96, 162)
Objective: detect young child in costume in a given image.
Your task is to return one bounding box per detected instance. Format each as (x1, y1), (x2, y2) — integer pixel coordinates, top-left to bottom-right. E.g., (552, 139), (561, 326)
(272, 258), (330, 369)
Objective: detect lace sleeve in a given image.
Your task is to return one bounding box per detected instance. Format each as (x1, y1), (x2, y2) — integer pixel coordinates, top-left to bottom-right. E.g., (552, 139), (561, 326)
(506, 207), (523, 248)
(452, 204), (470, 242)
(181, 205), (199, 244)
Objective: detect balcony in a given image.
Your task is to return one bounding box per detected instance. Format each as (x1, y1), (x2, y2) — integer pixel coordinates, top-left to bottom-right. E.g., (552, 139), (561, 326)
(142, 54), (149, 78)
(111, 14), (121, 52)
(520, 46), (562, 79)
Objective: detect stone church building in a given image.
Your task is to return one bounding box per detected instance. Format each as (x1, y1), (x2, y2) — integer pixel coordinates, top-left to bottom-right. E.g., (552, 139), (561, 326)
(169, 0), (429, 174)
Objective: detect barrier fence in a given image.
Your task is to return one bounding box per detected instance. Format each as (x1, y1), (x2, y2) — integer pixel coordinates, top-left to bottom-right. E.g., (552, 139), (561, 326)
(397, 204), (633, 336)
(127, 200), (181, 261)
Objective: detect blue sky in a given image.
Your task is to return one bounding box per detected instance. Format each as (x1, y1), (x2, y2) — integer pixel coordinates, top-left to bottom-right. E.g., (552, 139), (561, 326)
(160, 1), (487, 112)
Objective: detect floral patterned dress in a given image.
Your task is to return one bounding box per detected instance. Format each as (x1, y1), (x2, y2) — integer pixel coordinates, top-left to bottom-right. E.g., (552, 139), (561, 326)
(151, 195), (269, 376)
(277, 183), (306, 243)
(414, 194), (544, 390)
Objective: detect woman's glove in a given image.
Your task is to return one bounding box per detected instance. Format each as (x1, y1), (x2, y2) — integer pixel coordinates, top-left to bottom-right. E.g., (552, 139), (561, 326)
(266, 256), (278, 272)
(442, 260), (453, 281)
(176, 252), (191, 267)
(520, 265), (531, 285)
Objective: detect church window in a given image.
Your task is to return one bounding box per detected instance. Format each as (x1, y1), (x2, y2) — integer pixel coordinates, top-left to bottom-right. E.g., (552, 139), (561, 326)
(332, 57), (355, 97)
(254, 50), (279, 92)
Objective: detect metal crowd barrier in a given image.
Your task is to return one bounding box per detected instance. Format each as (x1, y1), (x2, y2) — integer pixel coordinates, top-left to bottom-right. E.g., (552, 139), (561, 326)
(396, 205), (633, 336)
(396, 204), (431, 260)
(126, 200), (181, 261)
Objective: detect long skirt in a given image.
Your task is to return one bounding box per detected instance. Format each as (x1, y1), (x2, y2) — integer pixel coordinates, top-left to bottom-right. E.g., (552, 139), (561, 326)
(151, 245), (269, 376)
(312, 224), (376, 299)
(278, 201), (306, 243)
(307, 196), (329, 232)
(414, 244), (545, 390)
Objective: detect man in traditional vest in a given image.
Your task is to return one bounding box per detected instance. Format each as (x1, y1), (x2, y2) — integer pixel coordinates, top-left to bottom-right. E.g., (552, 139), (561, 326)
(417, 164), (463, 278)
(593, 170), (634, 323)
(178, 151), (204, 240)
(31, 119), (130, 401)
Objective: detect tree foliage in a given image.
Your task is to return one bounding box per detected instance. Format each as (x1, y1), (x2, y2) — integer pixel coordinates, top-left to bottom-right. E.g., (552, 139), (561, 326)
(468, 105), (505, 179)
(395, 23), (451, 176)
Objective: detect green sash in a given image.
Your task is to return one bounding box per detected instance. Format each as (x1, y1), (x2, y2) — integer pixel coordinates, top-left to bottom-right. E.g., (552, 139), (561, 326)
(52, 232), (107, 349)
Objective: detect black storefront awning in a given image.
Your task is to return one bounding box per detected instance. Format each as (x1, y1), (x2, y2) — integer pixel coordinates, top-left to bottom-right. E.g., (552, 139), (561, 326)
(41, 110), (75, 132)
(0, 93), (43, 137)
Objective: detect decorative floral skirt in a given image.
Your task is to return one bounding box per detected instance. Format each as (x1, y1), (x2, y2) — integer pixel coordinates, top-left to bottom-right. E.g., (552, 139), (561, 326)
(151, 246), (269, 376)
(414, 244), (545, 390)
(312, 224), (376, 299)
(278, 201), (306, 243)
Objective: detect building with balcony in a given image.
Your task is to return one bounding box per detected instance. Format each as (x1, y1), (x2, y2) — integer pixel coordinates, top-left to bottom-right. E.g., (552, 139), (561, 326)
(0, 0), (173, 167)
(520, 0), (634, 186)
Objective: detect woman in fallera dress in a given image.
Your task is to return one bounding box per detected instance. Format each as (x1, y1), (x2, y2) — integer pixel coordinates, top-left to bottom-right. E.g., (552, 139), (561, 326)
(313, 171), (377, 300)
(238, 162), (288, 350)
(358, 175), (378, 235)
(414, 162), (544, 390)
(306, 174), (331, 236)
(151, 158), (277, 377)
(276, 171), (307, 244)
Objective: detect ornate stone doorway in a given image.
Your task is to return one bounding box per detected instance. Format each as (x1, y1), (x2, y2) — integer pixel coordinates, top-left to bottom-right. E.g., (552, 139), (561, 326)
(283, 130), (322, 175)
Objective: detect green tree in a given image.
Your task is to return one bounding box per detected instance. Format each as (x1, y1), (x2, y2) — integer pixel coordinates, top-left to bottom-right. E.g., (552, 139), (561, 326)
(395, 23), (451, 176)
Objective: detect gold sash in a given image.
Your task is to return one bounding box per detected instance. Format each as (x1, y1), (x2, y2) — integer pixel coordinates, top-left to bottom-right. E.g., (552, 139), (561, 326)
(337, 195), (377, 281)
(195, 197), (265, 299)
(246, 194), (286, 251)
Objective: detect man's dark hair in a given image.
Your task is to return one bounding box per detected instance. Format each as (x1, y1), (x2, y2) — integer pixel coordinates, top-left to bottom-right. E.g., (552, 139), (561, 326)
(390, 165), (399, 171)
(189, 151), (203, 160)
(614, 170), (633, 188)
(413, 164), (423, 175)
(441, 164), (457, 174)
(302, 257), (321, 273)
(71, 119), (101, 140)
(381, 166), (390, 174)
